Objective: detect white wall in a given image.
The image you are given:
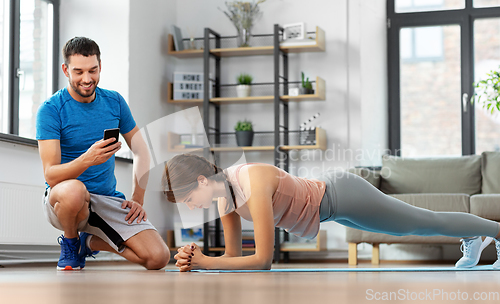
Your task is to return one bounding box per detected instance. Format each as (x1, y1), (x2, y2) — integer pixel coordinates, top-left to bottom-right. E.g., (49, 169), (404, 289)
(127, 0), (178, 233)
(58, 0), (130, 101)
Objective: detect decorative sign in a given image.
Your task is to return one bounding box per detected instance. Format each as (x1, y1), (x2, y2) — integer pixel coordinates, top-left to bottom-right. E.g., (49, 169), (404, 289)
(173, 72), (212, 100)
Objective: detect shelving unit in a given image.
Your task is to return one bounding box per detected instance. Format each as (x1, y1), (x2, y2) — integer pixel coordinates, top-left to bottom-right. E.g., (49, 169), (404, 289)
(168, 24), (326, 262)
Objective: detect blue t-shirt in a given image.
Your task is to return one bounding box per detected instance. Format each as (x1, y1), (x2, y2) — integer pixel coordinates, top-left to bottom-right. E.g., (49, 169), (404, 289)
(36, 87), (136, 199)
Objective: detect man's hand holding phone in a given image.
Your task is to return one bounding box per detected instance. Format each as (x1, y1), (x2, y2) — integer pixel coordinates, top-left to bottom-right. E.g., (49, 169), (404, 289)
(82, 128), (122, 167)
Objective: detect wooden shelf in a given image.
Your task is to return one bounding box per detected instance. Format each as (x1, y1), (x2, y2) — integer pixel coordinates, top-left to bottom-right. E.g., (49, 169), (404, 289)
(167, 26), (325, 58)
(167, 34), (203, 58)
(281, 26), (326, 53)
(167, 128), (327, 153)
(167, 77), (326, 105)
(211, 146), (275, 152)
(280, 128), (327, 151)
(211, 46), (274, 57)
(166, 82), (202, 104)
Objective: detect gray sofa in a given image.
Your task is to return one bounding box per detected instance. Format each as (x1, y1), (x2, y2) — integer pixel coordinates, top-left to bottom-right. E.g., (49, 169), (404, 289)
(346, 152), (500, 265)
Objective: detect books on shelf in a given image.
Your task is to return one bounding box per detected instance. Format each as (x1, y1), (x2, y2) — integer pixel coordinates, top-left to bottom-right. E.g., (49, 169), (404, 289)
(242, 238), (255, 248)
(173, 72), (212, 100)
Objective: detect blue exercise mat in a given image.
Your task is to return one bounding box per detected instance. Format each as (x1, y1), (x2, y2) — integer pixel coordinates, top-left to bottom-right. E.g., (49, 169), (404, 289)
(165, 265), (497, 273)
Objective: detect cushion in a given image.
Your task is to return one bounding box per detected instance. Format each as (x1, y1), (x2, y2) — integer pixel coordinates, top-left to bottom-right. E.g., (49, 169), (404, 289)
(348, 168), (381, 189)
(470, 194), (500, 221)
(379, 155), (482, 195)
(481, 152), (500, 194)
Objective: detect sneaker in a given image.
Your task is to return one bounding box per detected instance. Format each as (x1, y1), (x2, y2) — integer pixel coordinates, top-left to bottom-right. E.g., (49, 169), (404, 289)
(57, 235), (81, 271)
(455, 236), (493, 268)
(78, 232), (100, 269)
(492, 239), (500, 269)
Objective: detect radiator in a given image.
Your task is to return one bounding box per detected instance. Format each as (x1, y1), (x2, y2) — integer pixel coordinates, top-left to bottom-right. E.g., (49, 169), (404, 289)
(0, 182), (60, 245)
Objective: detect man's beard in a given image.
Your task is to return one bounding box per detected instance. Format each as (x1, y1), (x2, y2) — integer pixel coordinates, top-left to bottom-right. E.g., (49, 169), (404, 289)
(70, 81), (96, 98)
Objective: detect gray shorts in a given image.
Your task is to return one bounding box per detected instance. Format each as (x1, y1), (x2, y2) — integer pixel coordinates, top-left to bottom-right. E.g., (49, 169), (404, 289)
(43, 187), (157, 252)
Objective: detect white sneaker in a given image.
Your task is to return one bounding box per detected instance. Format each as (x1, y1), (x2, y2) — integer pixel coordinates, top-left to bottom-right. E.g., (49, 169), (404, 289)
(455, 236), (493, 268)
(492, 239), (500, 269)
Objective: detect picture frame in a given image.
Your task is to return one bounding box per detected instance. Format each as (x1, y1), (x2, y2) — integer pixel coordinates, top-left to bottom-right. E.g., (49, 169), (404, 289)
(174, 222), (204, 247)
(282, 22), (305, 41)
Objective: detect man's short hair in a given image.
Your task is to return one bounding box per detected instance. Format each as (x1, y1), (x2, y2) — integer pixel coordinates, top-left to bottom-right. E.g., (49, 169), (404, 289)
(62, 37), (101, 65)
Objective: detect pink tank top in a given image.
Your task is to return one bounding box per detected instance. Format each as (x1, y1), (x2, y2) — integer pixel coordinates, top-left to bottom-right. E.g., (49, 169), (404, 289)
(222, 163), (326, 239)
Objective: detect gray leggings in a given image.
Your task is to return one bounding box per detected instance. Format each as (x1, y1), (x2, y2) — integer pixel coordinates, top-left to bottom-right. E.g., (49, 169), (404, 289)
(317, 171), (499, 238)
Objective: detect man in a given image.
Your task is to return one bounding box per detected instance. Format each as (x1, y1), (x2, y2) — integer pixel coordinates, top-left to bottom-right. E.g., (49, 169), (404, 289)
(36, 37), (169, 270)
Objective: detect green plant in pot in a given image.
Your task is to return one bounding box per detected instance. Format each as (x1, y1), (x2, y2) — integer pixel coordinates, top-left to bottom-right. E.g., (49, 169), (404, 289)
(236, 73), (253, 98)
(471, 67), (500, 115)
(300, 72), (314, 95)
(234, 119), (254, 146)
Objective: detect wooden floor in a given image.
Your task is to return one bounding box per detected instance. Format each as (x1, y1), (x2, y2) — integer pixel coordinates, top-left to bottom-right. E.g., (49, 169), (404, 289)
(1, 261), (500, 304)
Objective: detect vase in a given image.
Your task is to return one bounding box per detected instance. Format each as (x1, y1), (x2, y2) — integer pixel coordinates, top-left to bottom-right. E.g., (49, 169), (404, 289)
(236, 85), (251, 98)
(235, 130), (254, 146)
(237, 27), (252, 47)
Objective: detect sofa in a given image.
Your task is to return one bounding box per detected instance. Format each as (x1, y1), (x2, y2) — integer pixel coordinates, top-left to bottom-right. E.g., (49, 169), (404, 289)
(346, 152), (500, 265)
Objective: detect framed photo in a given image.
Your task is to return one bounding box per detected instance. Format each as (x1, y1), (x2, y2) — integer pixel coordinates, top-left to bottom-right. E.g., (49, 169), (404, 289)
(174, 222), (204, 247)
(283, 22), (305, 41)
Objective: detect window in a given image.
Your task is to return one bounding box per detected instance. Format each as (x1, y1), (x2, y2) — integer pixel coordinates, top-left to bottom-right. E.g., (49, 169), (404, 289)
(395, 0), (464, 13)
(0, 0), (58, 140)
(388, 0), (500, 156)
(474, 0), (500, 8)
(0, 1), (8, 134)
(400, 25), (461, 157)
(400, 26), (444, 62)
(474, 18), (500, 154)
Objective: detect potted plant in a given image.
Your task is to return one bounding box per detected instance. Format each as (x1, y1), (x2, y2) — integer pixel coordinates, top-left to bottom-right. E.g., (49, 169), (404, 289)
(234, 120), (254, 146)
(300, 72), (314, 95)
(471, 67), (500, 115)
(220, 0), (267, 47)
(236, 73), (253, 98)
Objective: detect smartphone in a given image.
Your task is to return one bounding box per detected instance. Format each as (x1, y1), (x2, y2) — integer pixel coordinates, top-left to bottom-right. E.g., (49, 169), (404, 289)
(103, 128), (120, 148)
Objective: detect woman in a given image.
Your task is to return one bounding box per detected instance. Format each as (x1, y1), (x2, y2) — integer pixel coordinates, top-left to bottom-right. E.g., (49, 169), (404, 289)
(163, 154), (500, 271)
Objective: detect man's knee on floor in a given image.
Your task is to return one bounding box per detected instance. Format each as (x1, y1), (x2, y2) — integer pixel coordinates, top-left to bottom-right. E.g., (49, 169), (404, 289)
(143, 245), (170, 270)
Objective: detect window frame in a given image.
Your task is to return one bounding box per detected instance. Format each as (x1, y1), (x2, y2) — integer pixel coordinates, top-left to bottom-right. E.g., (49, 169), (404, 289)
(388, 0), (500, 156)
(0, 0), (59, 145)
